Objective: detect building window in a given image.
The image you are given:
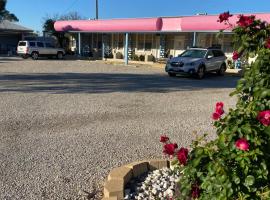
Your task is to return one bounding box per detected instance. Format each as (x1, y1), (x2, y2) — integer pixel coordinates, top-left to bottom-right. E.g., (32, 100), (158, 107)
(137, 34), (145, 50)
(113, 34), (124, 49)
(145, 34), (152, 51)
(118, 34), (123, 49)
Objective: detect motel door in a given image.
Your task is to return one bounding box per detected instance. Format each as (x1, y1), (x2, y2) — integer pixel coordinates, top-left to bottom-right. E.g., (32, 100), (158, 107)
(173, 36), (185, 57)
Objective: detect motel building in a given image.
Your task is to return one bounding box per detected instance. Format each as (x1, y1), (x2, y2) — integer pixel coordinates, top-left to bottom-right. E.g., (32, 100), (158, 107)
(54, 13), (270, 64)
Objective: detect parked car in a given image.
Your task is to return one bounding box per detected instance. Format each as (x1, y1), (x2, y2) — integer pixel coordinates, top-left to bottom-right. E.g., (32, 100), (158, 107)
(17, 41), (65, 60)
(165, 47), (227, 79)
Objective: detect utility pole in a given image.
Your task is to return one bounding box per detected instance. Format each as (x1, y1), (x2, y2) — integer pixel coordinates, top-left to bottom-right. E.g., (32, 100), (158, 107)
(96, 0), (98, 19)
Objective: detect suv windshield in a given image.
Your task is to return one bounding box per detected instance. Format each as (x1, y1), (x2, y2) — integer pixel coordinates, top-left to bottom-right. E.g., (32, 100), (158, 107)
(180, 49), (207, 58)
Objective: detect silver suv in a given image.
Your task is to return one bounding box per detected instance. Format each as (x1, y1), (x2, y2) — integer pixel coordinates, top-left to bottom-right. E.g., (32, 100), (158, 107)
(17, 41), (65, 60)
(165, 48), (227, 79)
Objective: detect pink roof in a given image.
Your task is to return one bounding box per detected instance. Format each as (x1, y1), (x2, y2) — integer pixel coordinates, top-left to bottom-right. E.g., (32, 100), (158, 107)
(54, 13), (270, 33)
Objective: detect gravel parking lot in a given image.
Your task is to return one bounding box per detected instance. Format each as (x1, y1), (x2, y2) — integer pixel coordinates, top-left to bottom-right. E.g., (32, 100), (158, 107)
(0, 57), (239, 199)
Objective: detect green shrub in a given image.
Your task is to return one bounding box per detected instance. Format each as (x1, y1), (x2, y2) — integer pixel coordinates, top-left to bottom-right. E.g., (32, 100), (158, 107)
(116, 52), (123, 59)
(147, 54), (156, 62)
(161, 12), (270, 200)
(139, 55), (145, 62)
(131, 53), (139, 61)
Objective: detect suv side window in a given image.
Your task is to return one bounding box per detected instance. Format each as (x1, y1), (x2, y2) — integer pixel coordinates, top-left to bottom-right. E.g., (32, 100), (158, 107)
(206, 50), (214, 58)
(213, 50), (225, 57)
(37, 42), (44, 48)
(29, 42), (36, 47)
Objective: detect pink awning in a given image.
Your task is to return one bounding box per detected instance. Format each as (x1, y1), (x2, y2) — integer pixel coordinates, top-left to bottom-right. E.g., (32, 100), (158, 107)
(181, 13), (270, 31)
(54, 13), (270, 33)
(54, 18), (163, 32)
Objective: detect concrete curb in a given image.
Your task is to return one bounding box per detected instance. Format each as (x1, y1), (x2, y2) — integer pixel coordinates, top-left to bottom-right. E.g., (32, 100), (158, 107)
(102, 159), (169, 200)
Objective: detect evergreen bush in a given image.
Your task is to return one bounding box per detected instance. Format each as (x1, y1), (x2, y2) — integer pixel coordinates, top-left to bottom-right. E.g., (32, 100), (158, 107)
(161, 12), (270, 199)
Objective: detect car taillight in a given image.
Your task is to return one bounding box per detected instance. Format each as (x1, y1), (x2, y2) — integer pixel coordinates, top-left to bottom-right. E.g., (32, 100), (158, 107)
(26, 47), (29, 53)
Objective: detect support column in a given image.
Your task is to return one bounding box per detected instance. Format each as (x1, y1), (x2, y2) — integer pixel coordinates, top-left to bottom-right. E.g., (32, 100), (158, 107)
(193, 32), (196, 47)
(102, 34), (105, 60)
(125, 33), (129, 65)
(78, 32), (81, 56)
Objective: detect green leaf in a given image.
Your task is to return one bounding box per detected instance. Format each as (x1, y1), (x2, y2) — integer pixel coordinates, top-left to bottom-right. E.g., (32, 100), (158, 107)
(260, 89), (270, 98)
(245, 175), (255, 186)
(233, 176), (241, 185)
(264, 126), (270, 137)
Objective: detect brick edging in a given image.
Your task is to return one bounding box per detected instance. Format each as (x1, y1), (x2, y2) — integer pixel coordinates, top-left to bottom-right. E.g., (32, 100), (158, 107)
(102, 159), (169, 200)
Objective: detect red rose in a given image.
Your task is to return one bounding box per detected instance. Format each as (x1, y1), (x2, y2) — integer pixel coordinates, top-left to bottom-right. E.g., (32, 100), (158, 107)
(215, 102), (224, 115)
(265, 39), (270, 49)
(237, 15), (255, 27)
(232, 51), (240, 61)
(163, 143), (177, 156)
(212, 112), (221, 120)
(218, 11), (233, 23)
(191, 183), (200, 199)
(235, 138), (249, 151)
(257, 110), (270, 126)
(160, 135), (169, 143)
(177, 147), (188, 165)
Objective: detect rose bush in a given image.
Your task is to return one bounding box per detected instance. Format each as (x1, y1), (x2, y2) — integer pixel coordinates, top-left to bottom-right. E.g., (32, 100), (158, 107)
(161, 12), (270, 199)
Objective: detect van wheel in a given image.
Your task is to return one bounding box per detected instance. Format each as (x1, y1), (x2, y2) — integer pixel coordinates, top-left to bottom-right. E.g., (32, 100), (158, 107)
(197, 65), (205, 79)
(21, 55), (28, 59)
(31, 52), (39, 60)
(217, 64), (226, 76)
(57, 52), (63, 59)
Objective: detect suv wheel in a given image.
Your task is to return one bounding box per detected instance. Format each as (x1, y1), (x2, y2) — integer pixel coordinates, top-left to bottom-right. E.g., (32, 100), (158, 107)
(217, 64), (226, 76)
(31, 52), (39, 60)
(57, 52), (63, 59)
(197, 66), (205, 79)
(168, 72), (176, 77)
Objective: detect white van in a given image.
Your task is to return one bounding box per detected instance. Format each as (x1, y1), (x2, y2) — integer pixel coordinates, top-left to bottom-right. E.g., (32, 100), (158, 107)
(17, 41), (65, 60)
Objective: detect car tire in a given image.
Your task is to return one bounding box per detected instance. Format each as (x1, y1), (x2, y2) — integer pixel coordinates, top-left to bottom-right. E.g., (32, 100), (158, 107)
(21, 55), (28, 59)
(217, 63), (226, 76)
(197, 65), (205, 79)
(168, 72), (176, 77)
(57, 52), (63, 59)
(31, 52), (39, 60)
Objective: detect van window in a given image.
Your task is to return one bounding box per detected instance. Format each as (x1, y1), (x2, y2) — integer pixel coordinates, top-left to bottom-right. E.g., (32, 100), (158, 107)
(29, 42), (36, 47)
(45, 43), (54, 48)
(37, 42), (44, 47)
(18, 42), (26, 46)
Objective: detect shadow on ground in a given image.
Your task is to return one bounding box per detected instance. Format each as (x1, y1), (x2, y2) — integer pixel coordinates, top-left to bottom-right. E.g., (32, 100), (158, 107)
(0, 72), (239, 94)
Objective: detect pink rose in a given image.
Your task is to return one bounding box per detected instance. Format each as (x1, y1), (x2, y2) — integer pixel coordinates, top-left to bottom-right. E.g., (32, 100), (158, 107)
(212, 112), (221, 120)
(218, 11), (233, 23)
(163, 143), (177, 156)
(265, 39), (270, 49)
(212, 102), (224, 120)
(232, 51), (240, 61)
(257, 110), (270, 126)
(235, 138), (249, 151)
(215, 102), (224, 115)
(191, 183), (200, 199)
(160, 135), (169, 143)
(177, 148), (189, 165)
(237, 15), (255, 27)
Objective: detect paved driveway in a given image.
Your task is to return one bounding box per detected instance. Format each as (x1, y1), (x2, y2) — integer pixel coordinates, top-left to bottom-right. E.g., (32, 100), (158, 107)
(0, 58), (239, 199)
